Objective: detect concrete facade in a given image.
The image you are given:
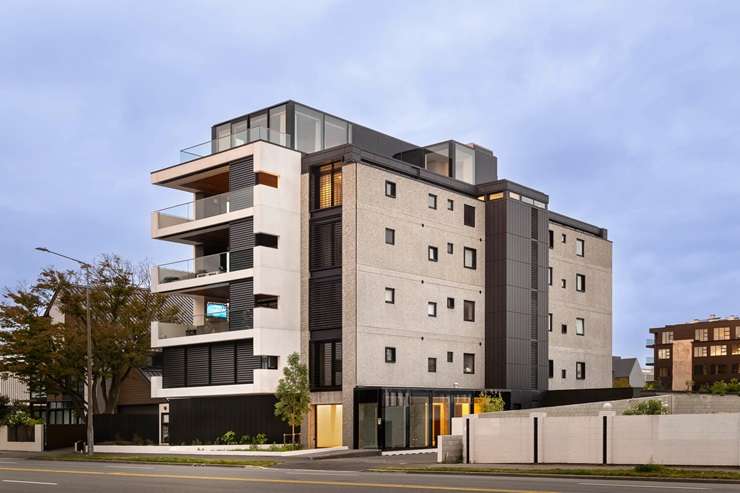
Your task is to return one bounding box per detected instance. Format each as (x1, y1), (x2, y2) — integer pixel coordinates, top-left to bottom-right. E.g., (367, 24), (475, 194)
(547, 221), (612, 390)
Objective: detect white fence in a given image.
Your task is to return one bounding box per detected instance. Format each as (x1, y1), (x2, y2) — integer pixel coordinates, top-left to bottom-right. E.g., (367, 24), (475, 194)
(457, 412), (740, 466)
(0, 425), (44, 452)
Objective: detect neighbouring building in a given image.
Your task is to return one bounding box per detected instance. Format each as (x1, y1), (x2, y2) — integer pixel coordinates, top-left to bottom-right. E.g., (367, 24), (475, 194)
(649, 315), (740, 391)
(612, 356), (645, 388)
(149, 101), (613, 450)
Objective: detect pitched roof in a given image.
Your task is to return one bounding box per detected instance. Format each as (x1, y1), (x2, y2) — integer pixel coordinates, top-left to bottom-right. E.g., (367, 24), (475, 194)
(612, 356), (639, 378)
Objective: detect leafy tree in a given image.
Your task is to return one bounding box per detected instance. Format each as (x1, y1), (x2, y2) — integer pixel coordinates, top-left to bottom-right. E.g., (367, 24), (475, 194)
(274, 352), (310, 444)
(0, 256), (178, 418)
(622, 399), (670, 415)
(476, 392), (505, 413)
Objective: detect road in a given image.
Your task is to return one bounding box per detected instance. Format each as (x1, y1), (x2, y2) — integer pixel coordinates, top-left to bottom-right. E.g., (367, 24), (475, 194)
(0, 459), (739, 493)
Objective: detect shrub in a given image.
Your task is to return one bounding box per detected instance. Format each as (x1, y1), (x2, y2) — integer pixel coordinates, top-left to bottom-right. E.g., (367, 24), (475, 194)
(623, 399), (669, 415)
(710, 380), (728, 396)
(239, 435), (252, 445)
(726, 379), (740, 394)
(476, 392), (505, 413)
(635, 464), (666, 473)
(254, 433), (267, 445)
(4, 409), (42, 426)
(219, 431), (237, 445)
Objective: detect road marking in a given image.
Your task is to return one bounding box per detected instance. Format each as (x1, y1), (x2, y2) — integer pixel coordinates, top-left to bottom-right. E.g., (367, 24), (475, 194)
(0, 466), (555, 492)
(104, 464), (156, 470)
(3, 480), (58, 486)
(578, 482), (709, 490)
(0, 461), (18, 463)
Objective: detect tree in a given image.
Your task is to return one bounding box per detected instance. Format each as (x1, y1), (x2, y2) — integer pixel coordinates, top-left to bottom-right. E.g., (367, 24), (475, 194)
(0, 256), (178, 418)
(274, 352), (310, 444)
(476, 392), (505, 413)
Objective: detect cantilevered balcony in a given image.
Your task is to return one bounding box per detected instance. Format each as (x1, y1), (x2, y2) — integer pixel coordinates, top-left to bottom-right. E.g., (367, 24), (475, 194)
(152, 249), (252, 293)
(646, 337), (655, 348)
(645, 357), (655, 366)
(152, 309), (253, 347)
(180, 127), (292, 164)
(152, 188), (253, 239)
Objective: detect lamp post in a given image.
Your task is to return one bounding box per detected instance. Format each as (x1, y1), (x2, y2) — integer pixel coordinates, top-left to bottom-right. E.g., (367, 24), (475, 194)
(35, 247), (95, 455)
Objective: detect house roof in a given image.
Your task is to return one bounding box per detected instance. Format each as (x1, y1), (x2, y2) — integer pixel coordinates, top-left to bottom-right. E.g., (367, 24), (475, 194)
(612, 356), (640, 378)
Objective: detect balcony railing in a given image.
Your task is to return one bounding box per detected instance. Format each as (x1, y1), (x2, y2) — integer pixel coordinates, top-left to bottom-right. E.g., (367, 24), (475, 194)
(646, 338), (655, 347)
(157, 310), (253, 339)
(180, 127), (292, 163)
(156, 249), (252, 285)
(155, 188), (253, 229)
(645, 357), (655, 366)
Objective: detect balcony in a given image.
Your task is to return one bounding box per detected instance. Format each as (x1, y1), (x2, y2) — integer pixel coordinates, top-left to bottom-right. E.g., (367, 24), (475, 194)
(153, 249), (252, 293)
(152, 310), (253, 347)
(645, 357), (655, 366)
(152, 188), (253, 238)
(646, 337), (655, 347)
(180, 127), (292, 164)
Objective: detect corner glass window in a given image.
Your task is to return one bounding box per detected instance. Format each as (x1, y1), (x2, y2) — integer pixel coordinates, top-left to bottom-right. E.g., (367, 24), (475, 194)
(454, 144), (476, 184)
(295, 105), (323, 153)
(215, 124), (230, 152)
(425, 143), (450, 177)
(269, 105), (288, 146)
(231, 119), (248, 147)
(324, 115), (348, 149)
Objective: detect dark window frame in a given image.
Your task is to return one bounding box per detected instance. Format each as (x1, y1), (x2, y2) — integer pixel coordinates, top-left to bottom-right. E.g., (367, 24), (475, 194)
(427, 301), (438, 317)
(464, 204), (475, 227)
(576, 361), (586, 380)
(385, 346), (397, 363)
(385, 180), (397, 198)
(428, 245), (439, 262)
(463, 300), (475, 322)
(428, 193), (437, 209)
(428, 357), (437, 373)
(447, 297), (455, 309)
(463, 247), (477, 269)
(385, 287), (395, 304)
(576, 273), (586, 292)
(463, 353), (475, 374)
(385, 227), (395, 245)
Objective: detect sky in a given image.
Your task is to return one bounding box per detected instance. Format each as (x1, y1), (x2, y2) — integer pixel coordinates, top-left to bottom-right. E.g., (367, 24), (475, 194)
(0, 1), (738, 364)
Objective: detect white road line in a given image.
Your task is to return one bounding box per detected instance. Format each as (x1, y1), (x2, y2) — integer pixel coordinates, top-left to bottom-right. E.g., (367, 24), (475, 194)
(0, 461), (18, 464)
(578, 482), (709, 490)
(3, 480), (58, 486)
(104, 464), (156, 470)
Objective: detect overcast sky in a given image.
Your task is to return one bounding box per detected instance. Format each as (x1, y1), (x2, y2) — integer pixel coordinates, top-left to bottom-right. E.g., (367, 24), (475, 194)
(1, 1), (738, 363)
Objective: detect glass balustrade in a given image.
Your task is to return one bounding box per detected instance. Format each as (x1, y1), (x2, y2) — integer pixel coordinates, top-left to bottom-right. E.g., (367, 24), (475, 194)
(157, 309), (253, 339)
(179, 127), (292, 163)
(156, 248), (253, 284)
(155, 188), (253, 228)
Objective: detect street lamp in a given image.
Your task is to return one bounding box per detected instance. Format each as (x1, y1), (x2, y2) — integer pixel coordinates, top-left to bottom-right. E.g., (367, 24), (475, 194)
(35, 247), (95, 456)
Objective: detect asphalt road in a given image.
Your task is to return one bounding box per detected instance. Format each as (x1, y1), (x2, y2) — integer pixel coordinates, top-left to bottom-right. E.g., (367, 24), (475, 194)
(1, 459), (740, 493)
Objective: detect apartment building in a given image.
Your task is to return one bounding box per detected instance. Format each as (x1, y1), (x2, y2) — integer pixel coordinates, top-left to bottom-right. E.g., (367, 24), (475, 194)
(149, 100), (612, 449)
(648, 316), (740, 391)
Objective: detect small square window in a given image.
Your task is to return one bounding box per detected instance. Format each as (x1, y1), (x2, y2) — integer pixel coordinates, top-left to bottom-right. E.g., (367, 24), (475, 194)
(576, 238), (585, 257)
(447, 297), (455, 309)
(447, 351), (453, 363)
(385, 347), (396, 363)
(547, 267), (553, 286)
(561, 324), (567, 334)
(463, 300), (475, 322)
(576, 318), (585, 336)
(428, 357), (437, 373)
(447, 242), (454, 254)
(428, 193), (437, 209)
(561, 279), (567, 289)
(384, 287), (395, 304)
(385, 180), (396, 198)
(463, 353), (475, 374)
(561, 233), (567, 243)
(385, 227), (395, 245)
(428, 246), (439, 262)
(576, 274), (586, 292)
(464, 204), (475, 227)
(427, 302), (437, 317)
(463, 247), (477, 269)
(447, 199), (454, 211)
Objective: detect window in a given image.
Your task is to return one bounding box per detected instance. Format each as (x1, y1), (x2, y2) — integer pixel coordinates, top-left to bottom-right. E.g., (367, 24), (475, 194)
(463, 247), (477, 269)
(658, 348), (671, 359)
(732, 344), (740, 356)
(447, 297), (455, 309)
(719, 364), (728, 374)
(254, 294), (278, 309)
(710, 345), (727, 356)
(561, 233), (567, 243)
(463, 353), (475, 374)
(385, 228), (395, 245)
(661, 331), (673, 344)
(447, 351), (453, 363)
(576, 362), (586, 380)
(310, 340), (341, 388)
(714, 327), (730, 340)
(548, 313), (553, 332)
(548, 230), (554, 249)
(561, 369), (567, 379)
(447, 199), (454, 211)
(576, 274), (586, 292)
(261, 355), (279, 370)
(658, 367), (670, 378)
(447, 242), (454, 254)
(269, 105), (287, 145)
(694, 346), (708, 357)
(428, 246), (439, 262)
(576, 318), (585, 336)
(427, 302), (437, 317)
(324, 114), (348, 149)
(576, 238), (585, 257)
(561, 324), (567, 334)
(385, 180), (396, 198)
(561, 279), (567, 289)
(548, 360), (554, 378)
(736, 326), (740, 339)
(255, 233), (278, 248)
(694, 364), (705, 376)
(316, 163), (342, 209)
(695, 328), (709, 341)
(255, 172), (279, 188)
(734, 363), (740, 374)
(463, 300), (475, 322)
(548, 267), (553, 286)
(454, 144), (476, 184)
(464, 204), (475, 227)
(295, 105), (323, 153)
(385, 287), (395, 304)
(428, 193), (437, 209)
(385, 347), (396, 363)
(428, 358), (437, 373)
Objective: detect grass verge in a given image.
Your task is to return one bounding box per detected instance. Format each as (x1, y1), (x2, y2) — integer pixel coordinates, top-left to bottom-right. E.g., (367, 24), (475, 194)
(38, 453), (276, 468)
(372, 464), (740, 481)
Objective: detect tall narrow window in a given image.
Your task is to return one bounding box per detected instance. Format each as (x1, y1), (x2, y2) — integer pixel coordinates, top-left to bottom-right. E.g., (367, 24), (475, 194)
(548, 360), (554, 378)
(385, 228), (395, 245)
(428, 193), (437, 209)
(447, 297), (455, 309)
(548, 230), (554, 249)
(576, 318), (585, 336)
(316, 163), (342, 209)
(548, 313), (553, 332)
(385, 347), (396, 363)
(295, 105), (323, 152)
(324, 115), (348, 149)
(385, 180), (396, 198)
(463, 300), (475, 322)
(428, 358), (437, 373)
(427, 302), (437, 317)
(576, 362), (586, 380)
(447, 199), (454, 211)
(576, 274), (586, 292)
(576, 238), (585, 257)
(464, 204), (475, 227)
(463, 353), (475, 374)
(463, 247), (477, 269)
(385, 287), (395, 304)
(548, 267), (553, 286)
(428, 246), (439, 262)
(447, 242), (454, 254)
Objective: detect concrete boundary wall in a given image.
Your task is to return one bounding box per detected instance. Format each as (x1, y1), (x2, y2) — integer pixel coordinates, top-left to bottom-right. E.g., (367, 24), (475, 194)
(456, 412), (740, 466)
(0, 425), (43, 452)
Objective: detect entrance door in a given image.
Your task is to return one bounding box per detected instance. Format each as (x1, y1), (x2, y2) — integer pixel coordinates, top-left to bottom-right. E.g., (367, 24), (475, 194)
(316, 404), (342, 448)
